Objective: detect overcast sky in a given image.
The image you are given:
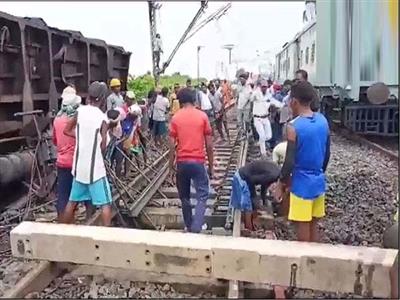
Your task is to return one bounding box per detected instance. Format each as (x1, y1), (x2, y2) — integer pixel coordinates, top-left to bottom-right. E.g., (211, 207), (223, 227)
(2, 1), (305, 79)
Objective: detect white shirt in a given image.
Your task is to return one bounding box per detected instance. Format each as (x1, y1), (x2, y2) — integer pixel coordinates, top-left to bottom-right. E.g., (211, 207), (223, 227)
(152, 95), (170, 121)
(200, 91), (212, 110)
(72, 105), (108, 184)
(154, 37), (163, 52)
(237, 83), (252, 110)
(251, 89), (283, 116)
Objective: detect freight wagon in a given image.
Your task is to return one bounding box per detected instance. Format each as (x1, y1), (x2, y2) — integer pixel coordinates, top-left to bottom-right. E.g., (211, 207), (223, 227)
(0, 11), (131, 143)
(275, 0), (398, 136)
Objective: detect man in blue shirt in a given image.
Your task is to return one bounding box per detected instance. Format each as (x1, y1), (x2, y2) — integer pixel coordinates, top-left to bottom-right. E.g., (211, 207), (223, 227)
(278, 80), (330, 242)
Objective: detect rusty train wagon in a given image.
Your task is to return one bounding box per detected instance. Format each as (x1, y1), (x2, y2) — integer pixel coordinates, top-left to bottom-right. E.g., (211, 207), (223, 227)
(0, 11), (131, 143)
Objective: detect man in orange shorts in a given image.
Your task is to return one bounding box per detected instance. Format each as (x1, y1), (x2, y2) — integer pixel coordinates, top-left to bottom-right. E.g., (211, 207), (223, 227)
(277, 81), (330, 242)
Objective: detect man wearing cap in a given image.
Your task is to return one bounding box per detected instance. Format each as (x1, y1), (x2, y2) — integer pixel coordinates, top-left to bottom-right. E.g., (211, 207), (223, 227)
(123, 91), (136, 114)
(107, 78), (124, 111)
(53, 86), (94, 221)
(168, 88), (214, 233)
(62, 81), (113, 226)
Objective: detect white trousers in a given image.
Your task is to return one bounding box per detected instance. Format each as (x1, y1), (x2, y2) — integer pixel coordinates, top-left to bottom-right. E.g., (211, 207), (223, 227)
(254, 117), (272, 156)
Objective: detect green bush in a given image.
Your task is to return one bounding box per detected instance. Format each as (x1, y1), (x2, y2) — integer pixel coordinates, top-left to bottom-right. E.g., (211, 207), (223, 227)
(127, 73), (208, 100)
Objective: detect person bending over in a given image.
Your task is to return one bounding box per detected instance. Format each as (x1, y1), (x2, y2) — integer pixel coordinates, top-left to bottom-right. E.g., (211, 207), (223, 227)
(230, 159), (280, 231)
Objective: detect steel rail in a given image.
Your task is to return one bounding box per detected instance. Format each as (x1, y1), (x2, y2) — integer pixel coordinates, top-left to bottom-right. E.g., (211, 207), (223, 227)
(3, 150), (169, 298)
(228, 138), (248, 299)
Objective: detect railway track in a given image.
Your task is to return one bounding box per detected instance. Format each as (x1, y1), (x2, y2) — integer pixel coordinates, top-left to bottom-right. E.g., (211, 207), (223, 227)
(331, 123), (398, 162)
(5, 106), (395, 298)
(3, 106), (277, 298)
(0, 135), (170, 298)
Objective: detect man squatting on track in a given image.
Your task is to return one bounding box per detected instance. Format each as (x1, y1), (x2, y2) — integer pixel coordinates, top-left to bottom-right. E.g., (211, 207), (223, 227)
(168, 87), (214, 233)
(277, 80), (330, 242)
(53, 86), (94, 222)
(62, 81), (113, 226)
(230, 159), (281, 231)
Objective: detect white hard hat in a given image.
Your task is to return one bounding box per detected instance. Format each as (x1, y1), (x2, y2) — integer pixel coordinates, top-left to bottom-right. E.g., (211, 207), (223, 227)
(126, 90), (136, 99)
(128, 104), (142, 116)
(61, 86), (81, 106)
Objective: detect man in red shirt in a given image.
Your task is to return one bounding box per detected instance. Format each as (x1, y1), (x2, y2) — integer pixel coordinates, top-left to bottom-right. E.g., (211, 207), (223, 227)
(53, 85), (93, 221)
(169, 88), (214, 233)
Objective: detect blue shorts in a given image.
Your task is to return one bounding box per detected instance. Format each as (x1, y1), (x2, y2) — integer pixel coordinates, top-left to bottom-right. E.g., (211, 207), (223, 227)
(152, 120), (167, 137)
(69, 177), (112, 207)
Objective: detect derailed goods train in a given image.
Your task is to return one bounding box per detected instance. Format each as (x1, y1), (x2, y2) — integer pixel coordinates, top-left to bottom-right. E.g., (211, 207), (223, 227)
(0, 11), (131, 144)
(0, 11), (131, 187)
(275, 0), (398, 136)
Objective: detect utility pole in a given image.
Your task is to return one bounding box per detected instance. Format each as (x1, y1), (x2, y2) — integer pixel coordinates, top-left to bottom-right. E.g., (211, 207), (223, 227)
(148, 1), (162, 86)
(197, 45), (203, 85)
(222, 44), (235, 64)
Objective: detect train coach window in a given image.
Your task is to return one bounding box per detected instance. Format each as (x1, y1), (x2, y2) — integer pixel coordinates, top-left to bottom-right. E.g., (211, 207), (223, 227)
(300, 50), (303, 67)
(305, 47), (309, 64)
(311, 43), (315, 63)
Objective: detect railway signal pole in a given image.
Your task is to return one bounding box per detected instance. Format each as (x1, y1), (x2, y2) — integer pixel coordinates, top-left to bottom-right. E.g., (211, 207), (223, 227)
(148, 1), (162, 85)
(148, 1), (231, 87)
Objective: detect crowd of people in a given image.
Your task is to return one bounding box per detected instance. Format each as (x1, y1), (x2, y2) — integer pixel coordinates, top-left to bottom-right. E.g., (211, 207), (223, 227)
(52, 77), (233, 226)
(51, 70), (397, 298)
(231, 69), (330, 241)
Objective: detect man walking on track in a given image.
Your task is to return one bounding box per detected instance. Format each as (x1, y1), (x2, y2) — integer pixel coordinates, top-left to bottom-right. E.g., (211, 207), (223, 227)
(236, 73), (252, 140)
(168, 87), (214, 233)
(208, 82), (230, 142)
(251, 80), (283, 156)
(62, 81), (113, 226)
(277, 80), (330, 242)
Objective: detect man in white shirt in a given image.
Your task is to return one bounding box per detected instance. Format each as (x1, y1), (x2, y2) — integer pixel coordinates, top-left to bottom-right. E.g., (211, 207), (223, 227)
(154, 33), (163, 69)
(152, 87), (170, 146)
(62, 81), (112, 226)
(237, 74), (252, 139)
(251, 80), (283, 156)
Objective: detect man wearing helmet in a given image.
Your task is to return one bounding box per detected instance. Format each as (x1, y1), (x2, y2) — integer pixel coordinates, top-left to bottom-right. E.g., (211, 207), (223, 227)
(107, 78), (124, 111)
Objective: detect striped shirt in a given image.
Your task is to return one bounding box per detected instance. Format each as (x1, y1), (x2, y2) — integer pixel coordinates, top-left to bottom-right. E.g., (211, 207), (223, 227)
(72, 105), (108, 184)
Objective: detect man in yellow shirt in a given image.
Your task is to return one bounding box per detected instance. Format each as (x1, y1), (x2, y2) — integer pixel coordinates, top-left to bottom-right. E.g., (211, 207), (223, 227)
(170, 83), (181, 116)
